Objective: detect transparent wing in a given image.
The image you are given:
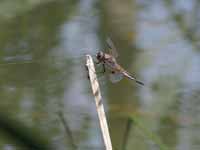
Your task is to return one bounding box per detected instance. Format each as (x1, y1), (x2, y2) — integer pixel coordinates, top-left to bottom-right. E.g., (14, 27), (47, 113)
(106, 37), (118, 58)
(109, 72), (123, 83)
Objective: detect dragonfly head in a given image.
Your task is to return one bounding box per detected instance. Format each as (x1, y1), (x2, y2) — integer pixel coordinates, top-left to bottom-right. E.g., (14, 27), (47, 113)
(96, 51), (104, 60)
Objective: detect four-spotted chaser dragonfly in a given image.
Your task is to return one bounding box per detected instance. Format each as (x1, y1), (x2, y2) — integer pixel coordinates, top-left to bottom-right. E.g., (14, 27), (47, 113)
(96, 38), (144, 85)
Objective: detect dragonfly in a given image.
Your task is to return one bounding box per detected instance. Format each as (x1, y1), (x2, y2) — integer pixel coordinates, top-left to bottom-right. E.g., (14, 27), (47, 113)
(96, 38), (144, 85)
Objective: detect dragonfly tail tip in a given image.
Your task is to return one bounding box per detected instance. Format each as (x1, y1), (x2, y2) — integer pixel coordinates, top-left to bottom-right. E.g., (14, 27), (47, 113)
(136, 80), (144, 86)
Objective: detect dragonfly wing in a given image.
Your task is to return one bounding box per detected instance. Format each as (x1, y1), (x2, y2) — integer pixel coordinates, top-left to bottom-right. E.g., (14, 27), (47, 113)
(106, 37), (118, 58)
(109, 72), (123, 83)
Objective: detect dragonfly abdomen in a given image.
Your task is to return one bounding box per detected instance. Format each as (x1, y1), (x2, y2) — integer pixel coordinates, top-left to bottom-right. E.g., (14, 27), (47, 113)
(122, 71), (144, 85)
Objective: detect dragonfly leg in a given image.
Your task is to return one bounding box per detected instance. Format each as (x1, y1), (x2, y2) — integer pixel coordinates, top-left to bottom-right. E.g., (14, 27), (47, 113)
(102, 64), (106, 73)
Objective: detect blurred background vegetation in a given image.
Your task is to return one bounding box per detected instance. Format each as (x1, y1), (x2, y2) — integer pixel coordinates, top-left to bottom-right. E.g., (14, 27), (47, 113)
(0, 0), (200, 150)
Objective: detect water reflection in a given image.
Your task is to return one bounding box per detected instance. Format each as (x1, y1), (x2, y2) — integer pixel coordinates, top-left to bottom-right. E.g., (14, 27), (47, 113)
(0, 0), (102, 149)
(136, 1), (200, 150)
(0, 0), (200, 150)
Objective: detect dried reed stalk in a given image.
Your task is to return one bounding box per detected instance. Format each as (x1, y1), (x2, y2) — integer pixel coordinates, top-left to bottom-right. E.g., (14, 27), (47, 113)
(85, 55), (113, 150)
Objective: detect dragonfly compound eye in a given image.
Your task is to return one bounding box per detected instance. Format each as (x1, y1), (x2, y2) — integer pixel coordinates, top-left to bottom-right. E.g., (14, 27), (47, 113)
(96, 51), (103, 59)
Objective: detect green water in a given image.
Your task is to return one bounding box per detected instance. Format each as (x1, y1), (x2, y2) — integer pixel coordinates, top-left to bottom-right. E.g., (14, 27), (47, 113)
(0, 1), (200, 150)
